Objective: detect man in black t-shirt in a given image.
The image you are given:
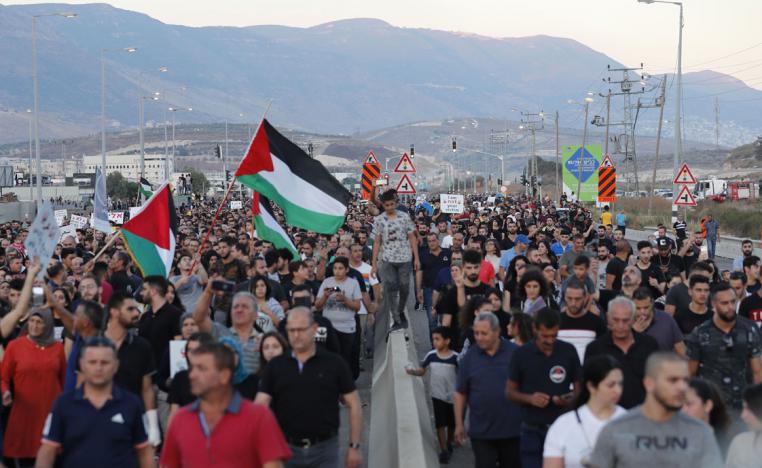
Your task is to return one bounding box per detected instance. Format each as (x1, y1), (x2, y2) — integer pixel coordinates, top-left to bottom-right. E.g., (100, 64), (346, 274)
(605, 240), (630, 291)
(674, 275), (713, 335)
(673, 215), (687, 248)
(440, 250), (488, 351)
(654, 238), (684, 281)
(634, 241), (666, 299)
(417, 233), (451, 333)
(558, 278), (606, 364)
(739, 281), (762, 327)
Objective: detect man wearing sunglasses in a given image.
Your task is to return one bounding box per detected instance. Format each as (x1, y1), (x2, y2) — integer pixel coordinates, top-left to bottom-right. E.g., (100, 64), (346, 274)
(685, 282), (762, 412)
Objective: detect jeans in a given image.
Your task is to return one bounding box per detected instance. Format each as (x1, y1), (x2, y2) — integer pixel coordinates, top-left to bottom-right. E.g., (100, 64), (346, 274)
(707, 236), (717, 259)
(520, 424), (548, 468)
(336, 330), (359, 380)
(422, 286), (436, 336)
(287, 436), (339, 468)
(472, 437), (521, 468)
(378, 260), (412, 325)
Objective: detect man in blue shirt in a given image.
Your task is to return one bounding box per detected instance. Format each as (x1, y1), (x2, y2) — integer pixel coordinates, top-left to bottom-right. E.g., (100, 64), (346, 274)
(550, 229), (573, 257)
(454, 312), (521, 467)
(616, 210), (627, 235)
(37, 336), (153, 468)
(704, 214), (720, 259)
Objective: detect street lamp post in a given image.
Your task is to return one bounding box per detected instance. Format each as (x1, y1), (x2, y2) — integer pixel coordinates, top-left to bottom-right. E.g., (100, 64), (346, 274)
(575, 96), (595, 202)
(32, 12), (77, 208)
(101, 47), (137, 174)
(139, 93), (160, 179)
(168, 106), (192, 180)
(638, 0), (683, 222)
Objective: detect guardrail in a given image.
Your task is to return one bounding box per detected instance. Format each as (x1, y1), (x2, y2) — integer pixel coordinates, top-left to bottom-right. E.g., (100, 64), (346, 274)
(627, 227), (762, 260)
(368, 281), (438, 468)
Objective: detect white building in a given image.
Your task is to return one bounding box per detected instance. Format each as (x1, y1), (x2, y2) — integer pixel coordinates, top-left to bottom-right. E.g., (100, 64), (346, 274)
(83, 154), (169, 183)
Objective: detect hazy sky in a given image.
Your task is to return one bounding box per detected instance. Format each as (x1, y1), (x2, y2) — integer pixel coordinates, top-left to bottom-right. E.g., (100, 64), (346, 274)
(9, 0), (762, 88)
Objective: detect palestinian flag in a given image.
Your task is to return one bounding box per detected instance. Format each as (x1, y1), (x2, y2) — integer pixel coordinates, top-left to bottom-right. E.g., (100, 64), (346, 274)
(252, 192), (298, 260)
(120, 182), (177, 277)
(235, 119), (351, 234)
(139, 177), (153, 201)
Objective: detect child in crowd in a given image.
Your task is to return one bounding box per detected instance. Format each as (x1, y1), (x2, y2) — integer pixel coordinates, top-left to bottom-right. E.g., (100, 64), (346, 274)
(406, 326), (459, 464)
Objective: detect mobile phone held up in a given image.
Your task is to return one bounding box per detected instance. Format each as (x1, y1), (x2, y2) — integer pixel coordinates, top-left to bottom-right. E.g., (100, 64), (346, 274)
(211, 280), (236, 293)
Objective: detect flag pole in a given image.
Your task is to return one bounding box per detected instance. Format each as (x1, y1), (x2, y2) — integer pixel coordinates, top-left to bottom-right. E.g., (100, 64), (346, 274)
(87, 229), (121, 265)
(193, 100), (272, 269)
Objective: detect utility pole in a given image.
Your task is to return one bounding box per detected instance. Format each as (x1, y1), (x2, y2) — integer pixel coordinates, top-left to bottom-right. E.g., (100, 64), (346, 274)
(648, 75), (667, 216)
(576, 101), (591, 201)
(555, 111), (560, 201)
(520, 111), (544, 198)
(715, 97), (720, 148)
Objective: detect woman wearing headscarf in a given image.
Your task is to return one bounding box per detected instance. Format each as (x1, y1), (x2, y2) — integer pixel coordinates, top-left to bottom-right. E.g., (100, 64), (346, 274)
(219, 336), (259, 400)
(1, 308), (65, 465)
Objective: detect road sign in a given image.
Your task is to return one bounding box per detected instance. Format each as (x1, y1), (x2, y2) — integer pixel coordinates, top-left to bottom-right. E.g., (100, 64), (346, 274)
(598, 166), (616, 203)
(364, 151), (379, 166)
(600, 154), (615, 168)
(673, 163), (697, 185)
(394, 153), (416, 173)
(396, 174), (416, 194)
(361, 162), (381, 200)
(673, 185), (697, 206)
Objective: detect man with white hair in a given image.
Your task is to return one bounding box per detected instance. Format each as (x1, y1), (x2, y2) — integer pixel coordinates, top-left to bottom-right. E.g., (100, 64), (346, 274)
(584, 296), (659, 408)
(193, 280), (265, 374)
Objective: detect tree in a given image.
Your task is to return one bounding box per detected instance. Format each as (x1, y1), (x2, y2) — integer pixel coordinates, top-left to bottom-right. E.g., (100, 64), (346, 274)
(183, 167), (209, 196)
(106, 172), (138, 200)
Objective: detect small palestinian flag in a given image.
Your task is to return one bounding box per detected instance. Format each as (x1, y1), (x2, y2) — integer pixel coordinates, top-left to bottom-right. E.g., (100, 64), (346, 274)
(252, 192), (298, 260)
(120, 182), (177, 277)
(235, 119), (351, 234)
(139, 177), (153, 201)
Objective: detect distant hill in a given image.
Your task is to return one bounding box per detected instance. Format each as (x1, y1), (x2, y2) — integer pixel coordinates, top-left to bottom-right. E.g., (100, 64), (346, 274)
(0, 3), (760, 146)
(724, 139), (762, 169)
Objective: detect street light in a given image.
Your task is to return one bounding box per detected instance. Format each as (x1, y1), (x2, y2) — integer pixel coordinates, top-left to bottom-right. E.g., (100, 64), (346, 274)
(137, 66), (168, 179)
(167, 106), (192, 180)
(32, 11), (77, 207)
(568, 94), (594, 201)
(638, 0), (683, 221)
(101, 46), (137, 174)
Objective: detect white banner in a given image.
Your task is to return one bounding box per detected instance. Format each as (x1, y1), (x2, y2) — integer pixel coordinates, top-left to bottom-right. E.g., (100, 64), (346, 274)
(54, 209), (67, 226)
(230, 200), (243, 210)
(440, 194), (465, 214)
(108, 211), (125, 225)
(169, 340), (188, 378)
(58, 224), (78, 243)
(69, 214), (89, 229)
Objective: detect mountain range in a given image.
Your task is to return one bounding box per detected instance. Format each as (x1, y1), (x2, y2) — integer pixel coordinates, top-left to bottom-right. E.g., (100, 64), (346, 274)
(0, 2), (760, 147)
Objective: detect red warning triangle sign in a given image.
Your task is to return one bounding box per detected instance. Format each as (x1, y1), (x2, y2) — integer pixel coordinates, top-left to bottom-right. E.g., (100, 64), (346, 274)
(364, 151), (380, 166)
(395, 174), (417, 194)
(394, 153), (416, 173)
(673, 163), (696, 185)
(600, 154), (615, 168)
(673, 185), (697, 206)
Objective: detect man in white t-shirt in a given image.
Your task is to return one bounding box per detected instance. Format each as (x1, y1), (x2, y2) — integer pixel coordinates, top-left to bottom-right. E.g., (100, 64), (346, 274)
(350, 243), (380, 358)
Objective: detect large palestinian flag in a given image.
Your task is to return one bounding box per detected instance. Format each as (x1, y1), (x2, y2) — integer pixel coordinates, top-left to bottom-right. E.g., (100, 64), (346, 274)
(120, 182), (177, 277)
(252, 192), (298, 260)
(235, 119), (351, 234)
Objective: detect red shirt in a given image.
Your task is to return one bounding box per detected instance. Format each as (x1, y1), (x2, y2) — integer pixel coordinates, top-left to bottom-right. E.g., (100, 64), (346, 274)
(160, 393), (291, 468)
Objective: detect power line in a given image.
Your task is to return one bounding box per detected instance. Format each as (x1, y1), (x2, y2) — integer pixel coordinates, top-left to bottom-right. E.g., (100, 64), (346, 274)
(684, 41), (762, 68)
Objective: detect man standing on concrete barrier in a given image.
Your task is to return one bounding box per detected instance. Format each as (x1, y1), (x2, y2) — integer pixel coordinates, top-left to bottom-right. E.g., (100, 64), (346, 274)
(454, 312), (521, 468)
(371, 189), (420, 331)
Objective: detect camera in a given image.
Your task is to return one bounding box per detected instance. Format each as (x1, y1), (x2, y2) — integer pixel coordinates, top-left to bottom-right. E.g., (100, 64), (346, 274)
(211, 280), (235, 293)
(32, 287), (44, 307)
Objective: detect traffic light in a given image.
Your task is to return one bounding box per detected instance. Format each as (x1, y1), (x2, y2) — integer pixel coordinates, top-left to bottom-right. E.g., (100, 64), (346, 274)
(225, 170), (231, 181)
(451, 138), (457, 151)
(497, 178), (502, 186)
(214, 145), (221, 158)
(520, 174), (527, 186)
(410, 144), (415, 156)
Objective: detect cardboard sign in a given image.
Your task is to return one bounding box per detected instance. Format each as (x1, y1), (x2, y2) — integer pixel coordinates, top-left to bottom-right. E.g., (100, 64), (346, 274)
(230, 200), (243, 210)
(24, 202), (60, 276)
(58, 224), (78, 243)
(440, 194), (465, 214)
(169, 340), (188, 378)
(69, 214), (89, 229)
(54, 209), (67, 227)
(108, 211), (125, 225)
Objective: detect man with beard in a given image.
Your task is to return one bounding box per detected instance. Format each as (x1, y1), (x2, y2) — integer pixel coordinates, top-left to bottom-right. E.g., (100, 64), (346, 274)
(441, 250), (489, 351)
(677, 231), (703, 274)
(593, 243), (611, 291)
(104, 291), (161, 447)
(590, 351), (723, 468)
(686, 283), (762, 411)
(599, 266), (642, 312)
(653, 238), (685, 281)
(605, 240), (630, 291)
(558, 278), (606, 364)
(216, 236), (248, 283)
(732, 239), (754, 272)
(137, 276), (183, 368)
(631, 287), (686, 355)
(634, 241), (666, 299)
(500, 220), (520, 251)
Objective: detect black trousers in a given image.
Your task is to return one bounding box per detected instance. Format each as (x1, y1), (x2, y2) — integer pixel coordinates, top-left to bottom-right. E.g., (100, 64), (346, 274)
(336, 330), (360, 380)
(472, 437), (521, 468)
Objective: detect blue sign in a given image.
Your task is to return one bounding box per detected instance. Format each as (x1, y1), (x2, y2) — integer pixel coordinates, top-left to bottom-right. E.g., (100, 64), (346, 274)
(564, 147), (600, 183)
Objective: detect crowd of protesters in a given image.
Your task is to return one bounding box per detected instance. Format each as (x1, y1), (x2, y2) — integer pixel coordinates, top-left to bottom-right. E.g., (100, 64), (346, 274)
(0, 182), (758, 467)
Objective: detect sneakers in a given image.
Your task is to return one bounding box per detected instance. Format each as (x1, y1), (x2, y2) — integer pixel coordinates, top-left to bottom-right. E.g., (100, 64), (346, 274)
(438, 450), (451, 464)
